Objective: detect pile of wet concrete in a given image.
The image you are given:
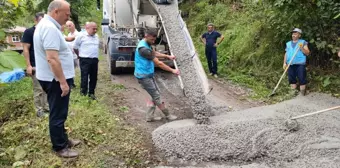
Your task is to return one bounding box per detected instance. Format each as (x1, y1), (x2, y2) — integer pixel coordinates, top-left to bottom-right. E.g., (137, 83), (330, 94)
(152, 93), (340, 167)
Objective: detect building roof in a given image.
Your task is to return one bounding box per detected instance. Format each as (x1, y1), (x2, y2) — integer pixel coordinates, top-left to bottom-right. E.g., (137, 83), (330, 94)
(5, 26), (26, 33)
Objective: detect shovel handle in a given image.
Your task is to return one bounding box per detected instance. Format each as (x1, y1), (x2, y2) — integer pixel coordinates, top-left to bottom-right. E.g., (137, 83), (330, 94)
(173, 59), (184, 89)
(158, 16), (185, 90)
(291, 105), (340, 120)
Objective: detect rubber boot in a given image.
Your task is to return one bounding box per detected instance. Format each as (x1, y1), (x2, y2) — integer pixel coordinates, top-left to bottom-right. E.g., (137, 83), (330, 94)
(299, 89), (306, 96)
(146, 106), (162, 122)
(158, 102), (177, 121)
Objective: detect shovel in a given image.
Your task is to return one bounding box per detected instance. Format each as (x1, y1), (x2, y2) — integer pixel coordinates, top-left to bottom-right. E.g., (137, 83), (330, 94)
(269, 43), (302, 97)
(285, 105), (340, 132)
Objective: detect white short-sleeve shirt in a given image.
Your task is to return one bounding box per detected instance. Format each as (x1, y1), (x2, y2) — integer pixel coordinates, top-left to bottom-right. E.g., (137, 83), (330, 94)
(73, 32), (99, 58)
(33, 15), (75, 82)
(67, 30), (80, 59)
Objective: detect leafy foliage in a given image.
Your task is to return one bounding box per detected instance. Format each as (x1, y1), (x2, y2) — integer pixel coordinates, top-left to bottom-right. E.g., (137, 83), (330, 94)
(0, 56), (153, 167)
(0, 51), (26, 73)
(34, 0), (101, 31)
(181, 0), (340, 100)
(0, 0), (25, 49)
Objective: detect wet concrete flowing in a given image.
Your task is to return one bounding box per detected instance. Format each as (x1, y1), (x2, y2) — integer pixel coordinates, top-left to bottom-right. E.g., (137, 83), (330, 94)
(150, 0), (212, 124)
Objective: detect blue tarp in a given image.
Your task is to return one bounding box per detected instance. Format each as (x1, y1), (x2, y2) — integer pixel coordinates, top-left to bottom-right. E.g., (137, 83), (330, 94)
(0, 69), (25, 83)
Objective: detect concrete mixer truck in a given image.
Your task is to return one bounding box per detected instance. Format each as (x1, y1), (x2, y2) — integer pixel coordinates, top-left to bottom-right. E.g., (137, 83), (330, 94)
(99, 0), (211, 95)
(100, 0), (176, 74)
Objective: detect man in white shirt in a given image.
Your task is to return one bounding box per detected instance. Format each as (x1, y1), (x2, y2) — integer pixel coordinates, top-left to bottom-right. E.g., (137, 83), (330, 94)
(66, 21), (79, 88)
(33, 0), (80, 158)
(74, 22), (99, 100)
(66, 21), (80, 67)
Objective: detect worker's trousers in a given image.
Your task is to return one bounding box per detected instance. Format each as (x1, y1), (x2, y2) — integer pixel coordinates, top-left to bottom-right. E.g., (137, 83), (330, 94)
(137, 77), (162, 106)
(205, 47), (218, 75)
(32, 73), (49, 114)
(79, 57), (99, 95)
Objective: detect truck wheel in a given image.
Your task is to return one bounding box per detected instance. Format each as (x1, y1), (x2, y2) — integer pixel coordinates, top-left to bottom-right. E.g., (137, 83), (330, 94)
(110, 60), (122, 75)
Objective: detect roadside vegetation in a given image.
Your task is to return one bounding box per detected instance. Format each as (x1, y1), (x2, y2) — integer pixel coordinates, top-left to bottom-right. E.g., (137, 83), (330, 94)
(181, 0), (340, 102)
(0, 56), (154, 168)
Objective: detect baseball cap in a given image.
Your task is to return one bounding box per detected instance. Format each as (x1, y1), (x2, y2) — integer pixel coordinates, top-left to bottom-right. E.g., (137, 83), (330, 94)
(292, 28), (302, 34)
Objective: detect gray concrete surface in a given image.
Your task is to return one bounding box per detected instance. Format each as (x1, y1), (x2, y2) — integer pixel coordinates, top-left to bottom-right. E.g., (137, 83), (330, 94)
(152, 93), (340, 168)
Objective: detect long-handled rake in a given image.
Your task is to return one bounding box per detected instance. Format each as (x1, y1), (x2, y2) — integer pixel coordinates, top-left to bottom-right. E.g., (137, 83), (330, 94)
(285, 105), (340, 131)
(269, 44), (302, 97)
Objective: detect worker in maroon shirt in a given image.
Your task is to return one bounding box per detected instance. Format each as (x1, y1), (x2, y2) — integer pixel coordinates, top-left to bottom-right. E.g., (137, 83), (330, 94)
(200, 23), (224, 78)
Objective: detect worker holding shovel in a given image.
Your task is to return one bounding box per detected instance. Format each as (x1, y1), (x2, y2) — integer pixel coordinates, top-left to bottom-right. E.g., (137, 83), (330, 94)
(283, 28), (310, 96)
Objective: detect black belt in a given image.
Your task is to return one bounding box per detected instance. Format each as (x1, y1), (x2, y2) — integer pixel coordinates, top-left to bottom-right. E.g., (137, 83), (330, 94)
(79, 57), (98, 59)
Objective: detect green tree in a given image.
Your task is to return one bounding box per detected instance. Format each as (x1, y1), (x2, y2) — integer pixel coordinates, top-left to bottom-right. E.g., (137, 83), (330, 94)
(35, 0), (99, 31)
(0, 0), (26, 73)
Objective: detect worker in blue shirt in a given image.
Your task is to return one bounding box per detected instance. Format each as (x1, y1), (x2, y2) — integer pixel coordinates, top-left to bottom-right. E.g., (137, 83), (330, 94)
(283, 28), (310, 96)
(134, 29), (179, 122)
(201, 23), (224, 78)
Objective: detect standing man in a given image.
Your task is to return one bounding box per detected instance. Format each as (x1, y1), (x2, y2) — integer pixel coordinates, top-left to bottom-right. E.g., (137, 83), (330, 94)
(66, 21), (80, 88)
(200, 23), (224, 78)
(74, 22), (99, 100)
(135, 29), (178, 122)
(22, 12), (49, 117)
(34, 0), (80, 158)
(283, 28), (310, 96)
(66, 21), (80, 68)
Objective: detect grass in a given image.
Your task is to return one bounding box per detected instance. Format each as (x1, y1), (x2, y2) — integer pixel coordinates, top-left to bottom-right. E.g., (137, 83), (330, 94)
(0, 56), (153, 168)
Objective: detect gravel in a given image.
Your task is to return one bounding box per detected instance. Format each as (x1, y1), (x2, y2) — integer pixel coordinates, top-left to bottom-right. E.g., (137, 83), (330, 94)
(151, 0), (212, 124)
(152, 93), (340, 167)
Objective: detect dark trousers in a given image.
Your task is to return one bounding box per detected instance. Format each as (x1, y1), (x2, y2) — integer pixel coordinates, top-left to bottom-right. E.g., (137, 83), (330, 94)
(205, 47), (218, 74)
(137, 77), (162, 106)
(288, 64), (307, 85)
(39, 78), (73, 151)
(79, 58), (99, 95)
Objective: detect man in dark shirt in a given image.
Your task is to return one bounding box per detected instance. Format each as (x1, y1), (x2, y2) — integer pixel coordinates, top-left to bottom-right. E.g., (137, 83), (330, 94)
(201, 23), (224, 78)
(134, 29), (179, 122)
(22, 12), (49, 117)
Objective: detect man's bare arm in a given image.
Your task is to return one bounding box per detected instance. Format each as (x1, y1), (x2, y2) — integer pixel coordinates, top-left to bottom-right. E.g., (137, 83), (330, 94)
(46, 50), (67, 83)
(65, 36), (75, 42)
(200, 37), (206, 44)
(153, 57), (178, 74)
(283, 53), (287, 65)
(153, 51), (172, 59)
(217, 35), (225, 45)
(22, 43), (31, 67)
(301, 45), (310, 56)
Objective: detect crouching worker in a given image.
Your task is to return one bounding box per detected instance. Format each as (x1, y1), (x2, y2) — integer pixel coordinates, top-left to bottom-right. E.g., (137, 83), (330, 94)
(135, 29), (179, 122)
(283, 28), (310, 96)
